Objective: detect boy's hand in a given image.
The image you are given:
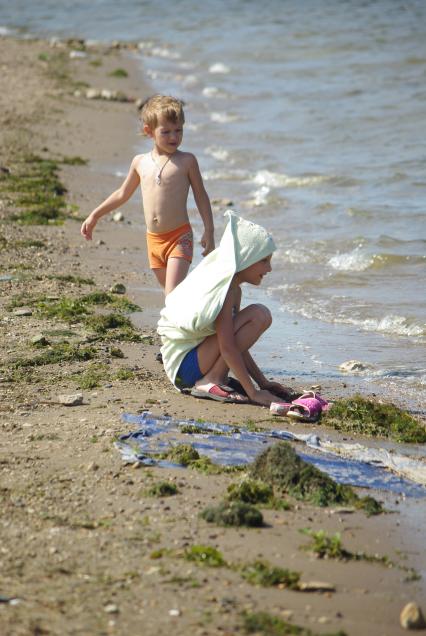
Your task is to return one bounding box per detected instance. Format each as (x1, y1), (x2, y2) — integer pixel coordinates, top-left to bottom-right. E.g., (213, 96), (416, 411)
(200, 230), (215, 257)
(80, 216), (97, 241)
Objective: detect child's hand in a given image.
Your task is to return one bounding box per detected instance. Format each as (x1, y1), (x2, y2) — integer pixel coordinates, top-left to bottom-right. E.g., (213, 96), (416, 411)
(251, 388), (278, 407)
(262, 380), (296, 401)
(80, 215), (97, 241)
(200, 230), (215, 257)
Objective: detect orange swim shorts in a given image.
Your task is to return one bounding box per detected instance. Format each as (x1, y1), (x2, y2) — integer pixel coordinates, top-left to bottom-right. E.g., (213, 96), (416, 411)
(146, 222), (193, 269)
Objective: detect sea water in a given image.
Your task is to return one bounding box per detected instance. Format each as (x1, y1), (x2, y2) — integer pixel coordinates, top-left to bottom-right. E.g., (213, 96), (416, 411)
(2, 0), (425, 408)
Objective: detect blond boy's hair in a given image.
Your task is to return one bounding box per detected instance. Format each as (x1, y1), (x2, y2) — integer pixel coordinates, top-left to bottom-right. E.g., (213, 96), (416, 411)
(140, 95), (185, 134)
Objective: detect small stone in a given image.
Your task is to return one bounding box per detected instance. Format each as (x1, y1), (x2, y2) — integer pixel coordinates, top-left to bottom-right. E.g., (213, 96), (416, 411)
(69, 50), (87, 59)
(86, 88), (101, 99)
(339, 360), (371, 373)
(109, 283), (126, 294)
(112, 211), (124, 222)
(169, 609), (181, 617)
(400, 602), (426, 630)
(97, 239), (106, 246)
(298, 581), (336, 592)
(104, 604), (119, 614)
(318, 616), (330, 624)
(13, 307), (32, 316)
(87, 462), (99, 471)
(58, 393), (83, 406)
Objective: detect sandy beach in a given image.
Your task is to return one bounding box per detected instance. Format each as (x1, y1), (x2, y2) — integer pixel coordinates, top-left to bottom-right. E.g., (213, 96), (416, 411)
(1, 36), (425, 636)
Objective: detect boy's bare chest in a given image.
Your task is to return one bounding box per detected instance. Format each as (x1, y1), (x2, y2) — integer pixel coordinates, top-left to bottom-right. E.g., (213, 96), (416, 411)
(138, 154), (189, 190)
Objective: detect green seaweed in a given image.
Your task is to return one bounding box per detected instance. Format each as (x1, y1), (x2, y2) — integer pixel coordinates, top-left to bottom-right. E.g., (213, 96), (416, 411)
(226, 478), (291, 511)
(0, 154), (69, 225)
(323, 395), (426, 443)
(12, 343), (97, 368)
(61, 155), (88, 166)
(109, 68), (128, 77)
(300, 530), (350, 560)
(300, 529), (392, 566)
(115, 368), (134, 380)
(166, 444), (200, 466)
(200, 500), (263, 528)
(74, 364), (110, 389)
(242, 611), (347, 636)
(184, 545), (226, 567)
(241, 560), (300, 589)
(226, 479), (273, 505)
(48, 274), (94, 285)
(250, 442), (383, 514)
(146, 482), (178, 497)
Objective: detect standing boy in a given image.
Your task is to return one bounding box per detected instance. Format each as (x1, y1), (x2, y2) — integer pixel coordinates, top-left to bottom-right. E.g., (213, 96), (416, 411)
(81, 95), (215, 295)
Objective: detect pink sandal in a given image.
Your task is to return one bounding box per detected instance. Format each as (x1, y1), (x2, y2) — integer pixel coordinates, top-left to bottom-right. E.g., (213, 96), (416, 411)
(286, 391), (328, 423)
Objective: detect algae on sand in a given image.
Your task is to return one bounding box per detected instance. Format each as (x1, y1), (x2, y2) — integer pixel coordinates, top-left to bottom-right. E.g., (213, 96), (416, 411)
(323, 395), (426, 443)
(201, 500), (263, 527)
(250, 442), (383, 514)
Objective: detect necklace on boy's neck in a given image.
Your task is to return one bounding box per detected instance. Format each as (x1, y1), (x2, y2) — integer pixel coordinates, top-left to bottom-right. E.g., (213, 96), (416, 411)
(151, 152), (171, 185)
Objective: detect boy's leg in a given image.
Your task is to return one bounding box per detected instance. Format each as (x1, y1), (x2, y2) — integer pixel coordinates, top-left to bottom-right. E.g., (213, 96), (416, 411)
(196, 303), (271, 386)
(164, 257), (191, 296)
(152, 267), (167, 290)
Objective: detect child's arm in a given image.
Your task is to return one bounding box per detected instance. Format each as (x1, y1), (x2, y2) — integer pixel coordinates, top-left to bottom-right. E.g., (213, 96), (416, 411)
(80, 156), (141, 240)
(215, 292), (277, 406)
(188, 155), (215, 256)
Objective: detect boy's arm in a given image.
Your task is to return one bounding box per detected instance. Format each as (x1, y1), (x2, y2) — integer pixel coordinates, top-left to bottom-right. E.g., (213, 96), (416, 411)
(187, 155), (215, 256)
(81, 156), (141, 240)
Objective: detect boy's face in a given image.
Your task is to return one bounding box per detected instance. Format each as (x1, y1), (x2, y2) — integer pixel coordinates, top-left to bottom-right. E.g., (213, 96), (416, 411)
(239, 255), (272, 286)
(144, 116), (183, 154)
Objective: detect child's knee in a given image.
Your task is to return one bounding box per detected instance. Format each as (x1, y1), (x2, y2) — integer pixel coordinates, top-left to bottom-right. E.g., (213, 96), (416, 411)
(252, 303), (272, 330)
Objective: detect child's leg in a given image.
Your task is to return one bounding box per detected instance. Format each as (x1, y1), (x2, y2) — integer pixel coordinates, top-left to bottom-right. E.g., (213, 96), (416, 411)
(164, 257), (191, 296)
(152, 268), (167, 290)
(196, 303), (271, 386)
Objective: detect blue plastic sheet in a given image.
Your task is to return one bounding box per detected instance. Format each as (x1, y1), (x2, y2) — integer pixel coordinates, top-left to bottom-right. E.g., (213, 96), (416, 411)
(116, 412), (426, 497)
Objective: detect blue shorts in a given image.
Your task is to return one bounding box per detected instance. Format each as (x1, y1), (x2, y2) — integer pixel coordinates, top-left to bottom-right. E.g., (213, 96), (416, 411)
(176, 346), (203, 388)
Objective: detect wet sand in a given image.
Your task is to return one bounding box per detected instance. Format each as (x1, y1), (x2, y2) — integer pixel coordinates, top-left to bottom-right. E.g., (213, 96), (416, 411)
(1, 36), (425, 636)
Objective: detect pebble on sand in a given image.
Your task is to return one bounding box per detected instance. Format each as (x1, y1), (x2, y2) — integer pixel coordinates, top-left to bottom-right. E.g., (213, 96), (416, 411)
(112, 211), (124, 222)
(58, 393), (84, 407)
(110, 283), (126, 294)
(339, 359), (372, 373)
(13, 307), (33, 316)
(400, 602), (426, 630)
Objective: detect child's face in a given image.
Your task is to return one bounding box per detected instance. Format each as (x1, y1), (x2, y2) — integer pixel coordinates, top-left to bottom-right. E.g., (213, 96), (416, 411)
(145, 116), (184, 154)
(238, 255), (272, 286)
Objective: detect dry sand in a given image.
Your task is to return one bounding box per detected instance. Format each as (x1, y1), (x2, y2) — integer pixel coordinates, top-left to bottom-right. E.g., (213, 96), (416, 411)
(1, 36), (425, 636)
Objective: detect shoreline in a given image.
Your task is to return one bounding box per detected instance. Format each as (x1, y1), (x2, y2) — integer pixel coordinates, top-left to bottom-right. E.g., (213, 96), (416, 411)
(1, 35), (426, 636)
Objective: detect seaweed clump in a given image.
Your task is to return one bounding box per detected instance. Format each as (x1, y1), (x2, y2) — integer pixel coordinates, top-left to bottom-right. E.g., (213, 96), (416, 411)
(226, 478), (290, 510)
(323, 395), (426, 443)
(201, 501), (263, 528)
(250, 442), (382, 515)
(240, 560), (300, 589)
(242, 611), (347, 635)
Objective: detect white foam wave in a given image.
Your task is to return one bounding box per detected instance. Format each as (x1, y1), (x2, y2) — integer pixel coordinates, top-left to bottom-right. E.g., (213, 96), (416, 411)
(285, 298), (425, 339)
(181, 74), (198, 87)
(254, 170), (330, 188)
(150, 46), (181, 60)
(247, 185), (270, 206)
(328, 246), (373, 272)
(210, 112), (239, 123)
(209, 63), (231, 74)
(202, 168), (250, 181)
(354, 314), (425, 338)
(204, 146), (230, 162)
(202, 86), (227, 98)
(0, 26), (14, 35)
